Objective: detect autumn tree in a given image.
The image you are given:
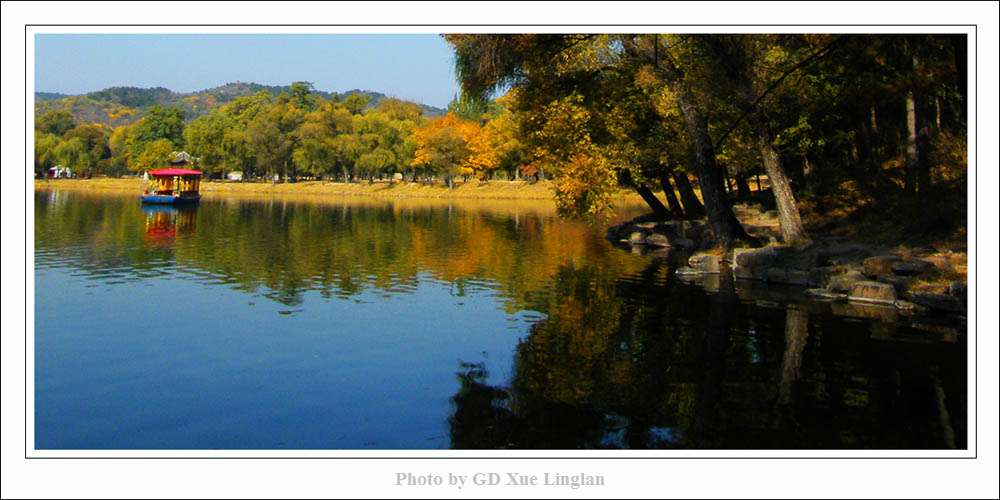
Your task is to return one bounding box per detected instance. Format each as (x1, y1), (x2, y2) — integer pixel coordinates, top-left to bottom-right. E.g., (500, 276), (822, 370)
(411, 113), (479, 188)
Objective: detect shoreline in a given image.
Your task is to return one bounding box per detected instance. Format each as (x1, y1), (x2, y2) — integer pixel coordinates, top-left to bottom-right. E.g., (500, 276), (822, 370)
(33, 177), (646, 204)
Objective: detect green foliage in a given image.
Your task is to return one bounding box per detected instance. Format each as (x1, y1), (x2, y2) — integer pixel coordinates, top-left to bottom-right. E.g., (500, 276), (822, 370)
(183, 113), (232, 176)
(132, 105), (185, 147)
(34, 132), (62, 174)
(36, 109), (76, 136)
(53, 137), (91, 173)
(133, 139), (175, 172)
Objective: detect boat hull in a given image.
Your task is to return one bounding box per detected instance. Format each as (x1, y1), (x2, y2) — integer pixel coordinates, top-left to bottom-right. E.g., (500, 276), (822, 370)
(140, 194), (201, 205)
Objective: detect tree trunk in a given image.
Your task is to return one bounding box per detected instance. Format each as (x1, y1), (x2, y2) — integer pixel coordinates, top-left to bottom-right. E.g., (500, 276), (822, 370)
(675, 88), (752, 249)
(949, 34), (967, 124)
(658, 173), (686, 218)
(905, 89), (931, 195)
(672, 172), (706, 219)
(735, 172), (752, 200)
(635, 185), (671, 218)
(905, 48), (932, 196)
(756, 122), (807, 243)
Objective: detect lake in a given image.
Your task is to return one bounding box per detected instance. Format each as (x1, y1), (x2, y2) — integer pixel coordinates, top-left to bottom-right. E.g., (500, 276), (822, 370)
(33, 189), (967, 449)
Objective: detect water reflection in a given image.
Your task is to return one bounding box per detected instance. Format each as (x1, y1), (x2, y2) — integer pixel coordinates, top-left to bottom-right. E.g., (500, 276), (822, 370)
(34, 190), (965, 449)
(449, 260), (966, 449)
(143, 205), (197, 247)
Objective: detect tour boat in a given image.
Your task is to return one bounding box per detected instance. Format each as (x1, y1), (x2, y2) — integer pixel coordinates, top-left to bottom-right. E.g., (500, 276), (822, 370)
(141, 168), (203, 205)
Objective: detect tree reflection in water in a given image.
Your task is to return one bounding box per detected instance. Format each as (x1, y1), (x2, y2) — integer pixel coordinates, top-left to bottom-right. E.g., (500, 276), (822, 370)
(450, 259), (966, 450)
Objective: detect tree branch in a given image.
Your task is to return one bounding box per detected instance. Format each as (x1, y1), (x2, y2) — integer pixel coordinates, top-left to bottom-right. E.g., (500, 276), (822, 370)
(713, 35), (848, 150)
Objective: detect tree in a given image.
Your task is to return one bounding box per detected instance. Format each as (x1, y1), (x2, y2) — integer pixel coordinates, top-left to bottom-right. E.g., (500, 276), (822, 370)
(411, 113), (479, 188)
(340, 92), (371, 115)
(283, 81), (318, 111)
(63, 123), (110, 176)
(246, 115), (290, 181)
(133, 139), (174, 172)
(689, 34), (814, 243)
(107, 126), (131, 175)
(36, 109), (76, 136)
(34, 132), (62, 176)
(131, 105), (185, 147)
(183, 113), (231, 176)
(53, 137), (90, 174)
(445, 34), (756, 247)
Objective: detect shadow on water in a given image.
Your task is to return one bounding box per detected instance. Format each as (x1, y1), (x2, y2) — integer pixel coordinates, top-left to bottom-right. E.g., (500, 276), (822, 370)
(449, 257), (966, 450)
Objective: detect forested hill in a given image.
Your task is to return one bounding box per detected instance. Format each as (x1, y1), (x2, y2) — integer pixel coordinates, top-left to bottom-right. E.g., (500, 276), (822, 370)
(34, 82), (446, 126)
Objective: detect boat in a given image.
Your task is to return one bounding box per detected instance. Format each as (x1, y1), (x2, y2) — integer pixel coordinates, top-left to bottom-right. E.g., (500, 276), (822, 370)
(141, 168), (203, 205)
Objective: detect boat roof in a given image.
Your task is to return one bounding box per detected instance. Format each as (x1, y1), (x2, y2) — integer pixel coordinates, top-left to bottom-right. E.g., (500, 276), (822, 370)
(148, 168), (202, 176)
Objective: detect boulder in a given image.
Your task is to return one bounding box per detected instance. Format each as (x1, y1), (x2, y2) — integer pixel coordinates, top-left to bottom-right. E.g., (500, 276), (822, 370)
(827, 270), (867, 293)
(876, 274), (912, 292)
(891, 259), (935, 276)
(863, 255), (901, 277)
(732, 246), (781, 281)
(645, 233), (671, 247)
(688, 253), (721, 274)
(848, 281), (897, 305)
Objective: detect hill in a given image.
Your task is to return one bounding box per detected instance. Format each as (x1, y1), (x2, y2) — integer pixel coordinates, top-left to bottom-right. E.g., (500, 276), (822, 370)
(34, 83), (447, 127)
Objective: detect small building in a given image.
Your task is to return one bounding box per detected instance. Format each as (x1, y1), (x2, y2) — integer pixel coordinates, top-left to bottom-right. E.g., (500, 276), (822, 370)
(47, 166), (73, 179)
(169, 151), (198, 167)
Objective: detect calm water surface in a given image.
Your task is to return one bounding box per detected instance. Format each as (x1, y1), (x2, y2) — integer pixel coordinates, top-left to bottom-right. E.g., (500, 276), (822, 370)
(34, 189), (966, 449)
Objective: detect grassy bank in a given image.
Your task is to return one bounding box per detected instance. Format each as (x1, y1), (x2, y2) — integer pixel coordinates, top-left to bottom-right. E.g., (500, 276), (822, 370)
(35, 177), (648, 204)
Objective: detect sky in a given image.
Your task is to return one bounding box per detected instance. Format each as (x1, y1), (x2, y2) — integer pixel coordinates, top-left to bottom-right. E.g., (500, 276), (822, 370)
(34, 34), (461, 108)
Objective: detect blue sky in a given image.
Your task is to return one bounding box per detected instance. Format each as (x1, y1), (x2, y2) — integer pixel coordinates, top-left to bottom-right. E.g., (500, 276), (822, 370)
(34, 34), (460, 108)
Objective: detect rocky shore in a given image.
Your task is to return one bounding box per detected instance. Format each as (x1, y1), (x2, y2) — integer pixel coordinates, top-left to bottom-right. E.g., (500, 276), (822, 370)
(606, 209), (968, 331)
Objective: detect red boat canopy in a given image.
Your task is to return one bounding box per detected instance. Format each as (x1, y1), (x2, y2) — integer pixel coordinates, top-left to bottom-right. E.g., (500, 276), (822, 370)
(148, 168), (202, 177)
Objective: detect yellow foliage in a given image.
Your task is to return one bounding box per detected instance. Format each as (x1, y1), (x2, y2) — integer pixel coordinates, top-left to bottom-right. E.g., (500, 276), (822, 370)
(411, 112), (481, 177)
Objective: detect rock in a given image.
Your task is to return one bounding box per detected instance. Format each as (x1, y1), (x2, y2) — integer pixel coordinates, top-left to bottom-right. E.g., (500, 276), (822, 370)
(863, 255), (901, 277)
(848, 281), (897, 305)
(894, 300), (923, 312)
(891, 259), (935, 276)
(766, 267), (811, 286)
(908, 292), (966, 314)
(629, 231), (647, 245)
(688, 253), (721, 274)
(645, 233), (671, 247)
(876, 274), (912, 292)
(732, 246), (781, 281)
(806, 288), (846, 301)
(827, 270), (867, 293)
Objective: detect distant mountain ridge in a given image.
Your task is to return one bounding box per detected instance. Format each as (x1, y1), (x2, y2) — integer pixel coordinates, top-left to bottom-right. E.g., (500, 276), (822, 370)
(34, 82), (447, 127)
